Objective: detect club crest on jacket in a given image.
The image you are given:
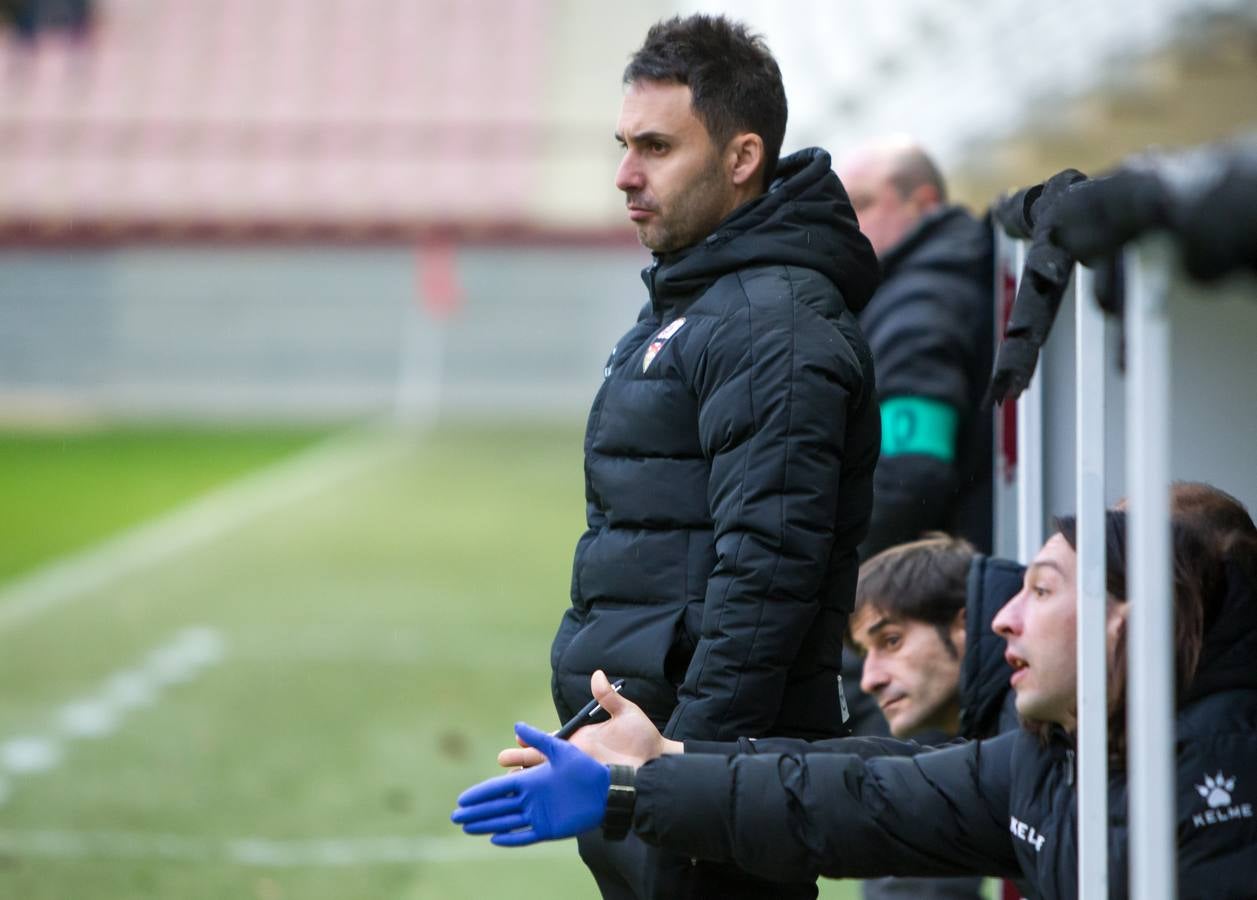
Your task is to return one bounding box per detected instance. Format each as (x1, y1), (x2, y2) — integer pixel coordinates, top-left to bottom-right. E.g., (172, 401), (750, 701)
(643, 318), (686, 372)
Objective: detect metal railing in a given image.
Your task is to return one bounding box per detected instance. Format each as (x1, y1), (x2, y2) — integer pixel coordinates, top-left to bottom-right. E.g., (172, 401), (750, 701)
(998, 238), (1178, 899)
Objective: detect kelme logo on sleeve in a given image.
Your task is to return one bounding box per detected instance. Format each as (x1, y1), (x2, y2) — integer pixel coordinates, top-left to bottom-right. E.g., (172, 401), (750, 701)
(1192, 771), (1254, 829)
(1009, 815), (1046, 852)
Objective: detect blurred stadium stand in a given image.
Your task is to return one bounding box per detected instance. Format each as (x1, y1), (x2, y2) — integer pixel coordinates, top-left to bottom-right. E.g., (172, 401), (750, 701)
(0, 0), (673, 424)
(0, 0), (1253, 425)
(0, 0), (677, 236)
(4, 0), (1254, 234)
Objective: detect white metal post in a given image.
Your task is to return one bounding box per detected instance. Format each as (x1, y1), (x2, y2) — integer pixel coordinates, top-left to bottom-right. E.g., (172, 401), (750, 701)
(992, 230), (1021, 561)
(1074, 263), (1109, 898)
(1124, 241), (1176, 900)
(1014, 240), (1044, 563)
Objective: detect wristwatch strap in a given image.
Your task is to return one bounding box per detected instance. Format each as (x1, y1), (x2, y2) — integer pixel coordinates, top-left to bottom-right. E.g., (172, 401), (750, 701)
(602, 764), (637, 841)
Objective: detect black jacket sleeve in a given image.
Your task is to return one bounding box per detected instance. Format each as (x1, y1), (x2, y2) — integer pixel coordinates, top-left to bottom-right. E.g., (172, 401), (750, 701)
(634, 733), (1022, 883)
(683, 733), (951, 758)
(665, 268), (863, 740)
(860, 274), (982, 557)
(864, 456), (958, 557)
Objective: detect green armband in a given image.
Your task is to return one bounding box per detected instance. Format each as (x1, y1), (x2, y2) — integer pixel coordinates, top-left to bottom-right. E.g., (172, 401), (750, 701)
(880, 396), (958, 461)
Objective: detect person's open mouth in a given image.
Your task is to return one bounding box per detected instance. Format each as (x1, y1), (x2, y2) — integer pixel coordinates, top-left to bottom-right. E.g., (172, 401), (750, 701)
(1006, 651), (1030, 686)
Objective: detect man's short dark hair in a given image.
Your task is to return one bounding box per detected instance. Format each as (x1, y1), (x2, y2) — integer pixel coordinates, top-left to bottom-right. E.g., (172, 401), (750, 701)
(849, 534), (976, 656)
(1168, 480), (1257, 556)
(624, 14), (787, 191)
(887, 147), (949, 204)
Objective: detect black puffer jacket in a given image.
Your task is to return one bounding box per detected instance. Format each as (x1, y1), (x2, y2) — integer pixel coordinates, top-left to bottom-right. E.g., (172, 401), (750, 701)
(550, 148), (881, 743)
(631, 564), (1257, 899)
(858, 206), (995, 557)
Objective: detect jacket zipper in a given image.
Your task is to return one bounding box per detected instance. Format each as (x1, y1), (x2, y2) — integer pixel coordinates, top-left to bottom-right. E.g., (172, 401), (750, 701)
(647, 260), (661, 315)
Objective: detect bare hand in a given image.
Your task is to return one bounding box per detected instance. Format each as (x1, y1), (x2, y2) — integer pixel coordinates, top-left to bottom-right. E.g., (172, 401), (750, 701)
(497, 670), (682, 769)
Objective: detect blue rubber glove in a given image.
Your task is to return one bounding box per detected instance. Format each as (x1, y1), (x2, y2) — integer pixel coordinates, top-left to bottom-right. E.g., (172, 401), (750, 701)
(450, 721), (610, 846)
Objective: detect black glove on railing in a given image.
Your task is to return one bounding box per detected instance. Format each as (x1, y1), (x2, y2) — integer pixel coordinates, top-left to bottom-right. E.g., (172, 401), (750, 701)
(1050, 170), (1168, 264)
(986, 169), (1088, 406)
(1052, 141), (1257, 285)
(1168, 147), (1257, 282)
(992, 183), (1044, 240)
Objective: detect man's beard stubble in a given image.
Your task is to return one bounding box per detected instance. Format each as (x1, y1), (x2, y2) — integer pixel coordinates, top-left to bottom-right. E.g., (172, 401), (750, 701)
(634, 157), (734, 254)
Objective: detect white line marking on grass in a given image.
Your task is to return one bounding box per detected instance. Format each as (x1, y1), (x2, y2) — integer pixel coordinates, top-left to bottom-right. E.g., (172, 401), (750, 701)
(144, 625), (226, 684)
(0, 430), (407, 635)
(0, 627), (225, 804)
(0, 829), (573, 865)
(57, 701), (118, 738)
(0, 829), (213, 862)
(0, 737), (61, 774)
(103, 671), (158, 710)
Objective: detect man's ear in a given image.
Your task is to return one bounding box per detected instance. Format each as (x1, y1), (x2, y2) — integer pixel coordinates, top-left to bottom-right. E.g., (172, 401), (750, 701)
(909, 181), (942, 213)
(727, 133), (765, 188)
(1106, 599), (1129, 642)
(950, 606), (967, 656)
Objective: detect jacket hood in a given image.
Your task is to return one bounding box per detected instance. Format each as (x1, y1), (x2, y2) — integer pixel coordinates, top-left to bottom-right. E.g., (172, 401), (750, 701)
(646, 147), (880, 314)
(880, 205), (994, 282)
(1183, 556), (1257, 704)
(960, 554), (1025, 739)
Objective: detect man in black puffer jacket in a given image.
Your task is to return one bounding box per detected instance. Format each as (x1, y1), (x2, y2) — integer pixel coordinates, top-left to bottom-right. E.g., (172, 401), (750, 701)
(836, 139), (994, 559)
(548, 13), (880, 900)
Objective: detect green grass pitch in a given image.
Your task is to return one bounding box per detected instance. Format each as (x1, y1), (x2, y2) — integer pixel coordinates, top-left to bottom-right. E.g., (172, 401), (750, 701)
(0, 423), (874, 899)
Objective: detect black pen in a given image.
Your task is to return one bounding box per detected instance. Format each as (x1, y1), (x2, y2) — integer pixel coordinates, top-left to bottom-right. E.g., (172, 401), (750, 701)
(554, 679), (625, 740)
